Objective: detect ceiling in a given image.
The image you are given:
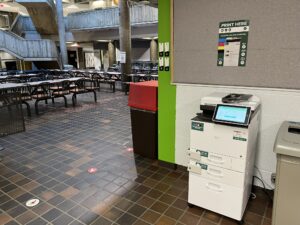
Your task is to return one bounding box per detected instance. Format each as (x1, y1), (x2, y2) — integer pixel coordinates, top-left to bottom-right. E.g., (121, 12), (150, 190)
(0, 0), (157, 16)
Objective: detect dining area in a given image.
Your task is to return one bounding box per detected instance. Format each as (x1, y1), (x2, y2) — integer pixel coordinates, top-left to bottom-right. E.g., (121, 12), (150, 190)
(0, 70), (121, 116)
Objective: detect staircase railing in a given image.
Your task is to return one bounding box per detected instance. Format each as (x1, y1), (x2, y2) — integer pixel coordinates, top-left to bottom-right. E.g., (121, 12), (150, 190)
(0, 30), (57, 60)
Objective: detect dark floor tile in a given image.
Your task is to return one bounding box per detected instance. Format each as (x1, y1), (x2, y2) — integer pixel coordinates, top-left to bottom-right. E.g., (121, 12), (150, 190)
(69, 220), (85, 225)
(1, 184), (18, 193)
(150, 201), (169, 214)
(155, 215), (176, 225)
(159, 194), (176, 205)
(16, 193), (35, 203)
(141, 210), (161, 224)
(57, 200), (76, 211)
(116, 213), (137, 225)
(78, 211), (99, 224)
(220, 217), (240, 225)
(244, 211), (263, 225)
(7, 205), (27, 218)
(52, 213), (74, 225)
(0, 195), (11, 204)
(4, 221), (20, 225)
(146, 189), (163, 199)
(91, 216), (112, 225)
(199, 219), (216, 225)
(133, 220), (150, 225)
(103, 207), (124, 221)
(262, 218), (272, 225)
(137, 196), (156, 208)
(127, 204), (146, 217)
(203, 210), (222, 223)
(134, 185), (151, 194)
(180, 212), (201, 225)
(67, 205), (88, 219)
(27, 217), (48, 225)
(48, 195), (65, 206)
(172, 199), (188, 211)
(115, 198), (134, 211)
(31, 202), (52, 215)
(41, 208), (62, 222)
(0, 200), (19, 211)
(164, 206), (184, 220)
(15, 210), (36, 224)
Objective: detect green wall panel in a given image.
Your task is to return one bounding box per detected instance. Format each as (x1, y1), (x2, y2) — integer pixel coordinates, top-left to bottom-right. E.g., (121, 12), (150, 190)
(158, 0), (177, 163)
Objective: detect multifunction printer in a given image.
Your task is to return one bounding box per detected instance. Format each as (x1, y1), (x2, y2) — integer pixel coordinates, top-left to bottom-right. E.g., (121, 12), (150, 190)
(187, 93), (261, 222)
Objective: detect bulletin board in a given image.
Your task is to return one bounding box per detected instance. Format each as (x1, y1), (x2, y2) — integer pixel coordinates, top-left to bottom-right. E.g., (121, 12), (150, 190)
(173, 0), (300, 89)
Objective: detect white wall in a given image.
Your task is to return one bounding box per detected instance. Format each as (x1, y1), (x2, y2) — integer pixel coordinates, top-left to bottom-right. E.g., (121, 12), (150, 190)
(94, 51), (101, 70)
(116, 47), (151, 62)
(175, 84), (300, 189)
(0, 52), (16, 68)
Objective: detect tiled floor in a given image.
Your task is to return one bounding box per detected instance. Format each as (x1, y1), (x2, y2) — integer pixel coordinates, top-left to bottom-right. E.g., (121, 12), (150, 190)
(0, 91), (273, 225)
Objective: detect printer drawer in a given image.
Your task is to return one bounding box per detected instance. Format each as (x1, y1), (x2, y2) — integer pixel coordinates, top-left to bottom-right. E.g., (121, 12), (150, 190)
(188, 159), (245, 188)
(187, 148), (246, 172)
(188, 173), (245, 221)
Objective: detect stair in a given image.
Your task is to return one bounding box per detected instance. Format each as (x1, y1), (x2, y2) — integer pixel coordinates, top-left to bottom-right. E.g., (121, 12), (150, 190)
(0, 30), (58, 61)
(16, 0), (58, 35)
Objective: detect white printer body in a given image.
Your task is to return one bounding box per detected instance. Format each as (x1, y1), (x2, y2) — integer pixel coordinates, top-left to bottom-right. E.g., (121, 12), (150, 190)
(188, 93), (261, 221)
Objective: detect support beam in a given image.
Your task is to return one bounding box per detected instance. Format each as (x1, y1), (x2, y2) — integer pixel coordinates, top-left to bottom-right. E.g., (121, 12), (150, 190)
(108, 41), (116, 67)
(118, 0), (132, 90)
(56, 0), (68, 68)
(150, 39), (158, 63)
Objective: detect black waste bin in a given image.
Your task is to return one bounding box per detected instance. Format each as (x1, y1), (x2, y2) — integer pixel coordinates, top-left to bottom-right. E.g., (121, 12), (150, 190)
(128, 81), (158, 159)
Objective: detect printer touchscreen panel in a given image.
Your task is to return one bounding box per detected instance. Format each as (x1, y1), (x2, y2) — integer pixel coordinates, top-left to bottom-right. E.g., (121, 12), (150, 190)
(213, 104), (251, 126)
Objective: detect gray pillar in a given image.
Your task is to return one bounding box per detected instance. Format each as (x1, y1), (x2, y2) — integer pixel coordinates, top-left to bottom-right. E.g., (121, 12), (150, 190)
(119, 0), (132, 90)
(108, 41), (116, 67)
(150, 39), (158, 63)
(56, 0), (68, 68)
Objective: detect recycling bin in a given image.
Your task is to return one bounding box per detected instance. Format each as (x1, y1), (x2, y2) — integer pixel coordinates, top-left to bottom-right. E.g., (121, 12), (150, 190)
(272, 121), (300, 225)
(128, 81), (158, 159)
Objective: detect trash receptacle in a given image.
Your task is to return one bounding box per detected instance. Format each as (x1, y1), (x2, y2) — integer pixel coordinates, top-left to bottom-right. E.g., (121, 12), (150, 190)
(128, 81), (158, 159)
(272, 121), (300, 225)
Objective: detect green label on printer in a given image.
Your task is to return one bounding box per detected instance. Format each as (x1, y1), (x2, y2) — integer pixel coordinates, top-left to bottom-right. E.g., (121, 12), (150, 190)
(233, 137), (247, 142)
(200, 151), (208, 157)
(192, 122), (204, 131)
(200, 163), (208, 170)
(196, 162), (208, 170)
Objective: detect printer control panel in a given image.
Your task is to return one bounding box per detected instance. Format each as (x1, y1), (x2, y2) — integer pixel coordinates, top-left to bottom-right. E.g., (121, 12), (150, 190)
(212, 104), (251, 127)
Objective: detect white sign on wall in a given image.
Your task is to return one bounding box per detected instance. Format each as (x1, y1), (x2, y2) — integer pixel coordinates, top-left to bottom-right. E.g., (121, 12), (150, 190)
(120, 51), (126, 63)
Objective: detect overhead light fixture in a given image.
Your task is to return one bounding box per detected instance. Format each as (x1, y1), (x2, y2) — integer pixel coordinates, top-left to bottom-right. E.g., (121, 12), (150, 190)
(71, 43), (80, 47)
(142, 37), (157, 40)
(97, 39), (111, 42)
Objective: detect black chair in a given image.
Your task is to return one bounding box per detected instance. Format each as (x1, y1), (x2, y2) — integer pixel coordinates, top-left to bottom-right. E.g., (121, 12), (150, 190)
(70, 79), (97, 106)
(99, 73), (116, 93)
(31, 82), (51, 115)
(50, 81), (70, 107)
(18, 85), (32, 117)
(6, 76), (20, 83)
(28, 77), (42, 82)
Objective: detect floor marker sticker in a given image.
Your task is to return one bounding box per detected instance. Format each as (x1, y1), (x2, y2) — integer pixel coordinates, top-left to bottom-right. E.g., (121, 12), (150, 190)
(88, 167), (98, 174)
(26, 199), (40, 207)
